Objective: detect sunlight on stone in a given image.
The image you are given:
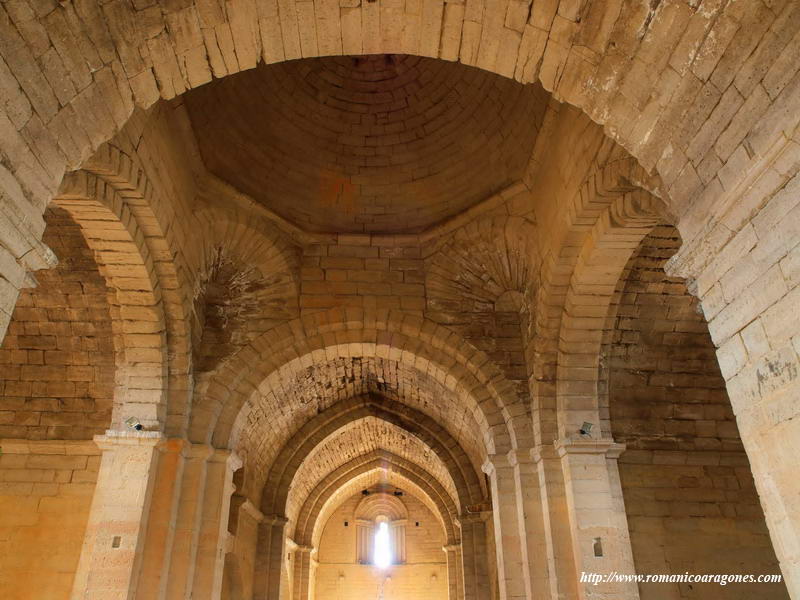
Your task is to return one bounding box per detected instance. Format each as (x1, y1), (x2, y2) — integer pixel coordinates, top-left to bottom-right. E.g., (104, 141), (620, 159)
(373, 522), (392, 569)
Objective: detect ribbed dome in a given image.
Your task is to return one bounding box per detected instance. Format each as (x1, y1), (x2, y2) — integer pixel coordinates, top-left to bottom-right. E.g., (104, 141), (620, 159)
(186, 54), (548, 233)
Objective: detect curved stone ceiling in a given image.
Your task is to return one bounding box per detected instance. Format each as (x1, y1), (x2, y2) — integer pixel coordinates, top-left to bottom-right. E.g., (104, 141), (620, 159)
(232, 355), (486, 499)
(285, 416), (458, 525)
(185, 54), (548, 233)
(308, 471), (451, 548)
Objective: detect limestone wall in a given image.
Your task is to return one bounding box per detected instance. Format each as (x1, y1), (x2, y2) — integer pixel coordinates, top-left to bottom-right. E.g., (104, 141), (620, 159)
(0, 440), (99, 600)
(315, 490), (448, 600)
(608, 227), (786, 599)
(0, 208), (113, 440)
(1, 3), (798, 594)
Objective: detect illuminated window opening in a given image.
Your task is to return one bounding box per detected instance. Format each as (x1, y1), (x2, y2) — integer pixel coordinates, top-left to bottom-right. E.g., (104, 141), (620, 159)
(373, 519), (392, 569)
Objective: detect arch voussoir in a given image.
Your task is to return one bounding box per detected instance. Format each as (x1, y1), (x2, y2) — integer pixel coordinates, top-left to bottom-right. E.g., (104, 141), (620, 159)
(53, 170), (168, 430)
(293, 451), (460, 548)
(192, 309), (522, 458)
(556, 189), (666, 440)
(258, 394), (484, 521)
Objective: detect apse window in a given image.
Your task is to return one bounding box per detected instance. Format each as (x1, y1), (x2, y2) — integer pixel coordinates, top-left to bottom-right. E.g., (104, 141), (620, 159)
(373, 521), (392, 569)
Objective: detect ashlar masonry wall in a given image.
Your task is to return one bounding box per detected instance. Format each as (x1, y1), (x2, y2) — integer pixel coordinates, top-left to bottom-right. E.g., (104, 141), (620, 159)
(0, 440), (100, 600)
(0, 207), (114, 440)
(315, 490), (447, 600)
(607, 227), (787, 600)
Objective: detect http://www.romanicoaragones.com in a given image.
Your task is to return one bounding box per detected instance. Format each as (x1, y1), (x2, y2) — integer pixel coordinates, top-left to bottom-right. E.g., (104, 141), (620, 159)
(580, 572), (783, 586)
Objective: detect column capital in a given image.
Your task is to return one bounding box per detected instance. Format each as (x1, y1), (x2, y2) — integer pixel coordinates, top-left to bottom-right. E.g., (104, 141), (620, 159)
(94, 429), (164, 451)
(481, 453), (512, 474)
(156, 437), (190, 454)
(209, 448), (243, 471)
(263, 513), (289, 527)
(506, 447), (535, 467)
(241, 499), (265, 523)
(458, 509), (491, 525)
(530, 443), (559, 463)
(183, 442), (215, 459)
(484, 448), (536, 472)
(442, 543), (461, 552)
(554, 437), (626, 458)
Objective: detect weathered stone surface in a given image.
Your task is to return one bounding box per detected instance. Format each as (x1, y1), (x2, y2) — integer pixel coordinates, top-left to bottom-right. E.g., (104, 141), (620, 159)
(0, 1), (798, 598)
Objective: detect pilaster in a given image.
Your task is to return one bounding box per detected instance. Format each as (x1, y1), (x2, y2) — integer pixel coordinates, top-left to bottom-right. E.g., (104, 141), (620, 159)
(483, 453), (529, 600)
(192, 449), (242, 600)
(508, 448), (553, 600)
(70, 430), (163, 600)
(254, 514), (289, 600)
(459, 511), (491, 600)
(163, 443), (214, 599)
(291, 544), (315, 600)
(443, 543), (464, 600)
(555, 438), (638, 600)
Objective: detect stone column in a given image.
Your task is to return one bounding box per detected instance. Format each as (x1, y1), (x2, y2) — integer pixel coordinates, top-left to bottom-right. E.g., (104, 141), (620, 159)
(443, 544), (463, 600)
(253, 515), (289, 600)
(192, 449), (242, 600)
(229, 500), (264, 600)
(556, 438), (638, 600)
(459, 512), (491, 600)
(508, 449), (554, 600)
(532, 445), (578, 600)
(136, 438), (189, 599)
(482, 454), (530, 600)
(163, 443), (214, 599)
(70, 430), (163, 600)
(665, 146), (800, 597)
(291, 545), (315, 600)
(735, 415), (800, 597)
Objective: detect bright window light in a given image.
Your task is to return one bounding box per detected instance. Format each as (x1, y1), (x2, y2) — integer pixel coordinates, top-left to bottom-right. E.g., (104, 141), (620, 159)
(373, 522), (391, 569)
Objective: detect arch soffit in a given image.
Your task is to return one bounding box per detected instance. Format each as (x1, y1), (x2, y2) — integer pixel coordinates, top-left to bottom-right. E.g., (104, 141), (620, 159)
(355, 492), (408, 522)
(194, 308), (523, 454)
(53, 143), (195, 434)
(555, 188), (668, 439)
(299, 453), (459, 547)
(527, 157), (669, 445)
(13, 0), (760, 231)
(53, 169), (169, 429)
(259, 393), (483, 518)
